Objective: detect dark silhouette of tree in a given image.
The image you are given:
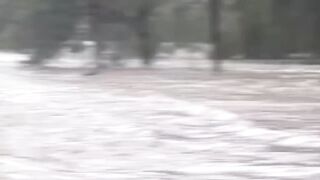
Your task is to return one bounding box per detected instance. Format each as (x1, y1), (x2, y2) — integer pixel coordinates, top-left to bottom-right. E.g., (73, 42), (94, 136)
(208, 0), (223, 72)
(135, 0), (157, 66)
(18, 0), (82, 65)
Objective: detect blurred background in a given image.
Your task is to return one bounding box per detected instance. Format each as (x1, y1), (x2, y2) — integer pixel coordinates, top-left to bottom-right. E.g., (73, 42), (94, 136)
(1, 0), (320, 68)
(1, 0), (320, 179)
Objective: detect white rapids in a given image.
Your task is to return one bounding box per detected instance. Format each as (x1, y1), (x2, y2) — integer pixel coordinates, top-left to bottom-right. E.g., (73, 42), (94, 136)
(1, 53), (320, 180)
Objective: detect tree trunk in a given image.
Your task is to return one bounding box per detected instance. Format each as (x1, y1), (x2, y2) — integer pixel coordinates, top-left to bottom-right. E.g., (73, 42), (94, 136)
(208, 0), (223, 72)
(86, 0), (104, 75)
(136, 0), (155, 66)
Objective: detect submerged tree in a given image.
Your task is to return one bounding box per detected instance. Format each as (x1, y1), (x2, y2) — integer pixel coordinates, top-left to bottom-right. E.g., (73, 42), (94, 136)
(17, 0), (82, 64)
(135, 0), (157, 66)
(0, 0), (159, 68)
(208, 0), (223, 72)
(86, 0), (157, 71)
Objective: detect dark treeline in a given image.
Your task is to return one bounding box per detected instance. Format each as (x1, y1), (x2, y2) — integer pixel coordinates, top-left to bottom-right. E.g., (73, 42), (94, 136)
(0, 0), (320, 69)
(240, 0), (320, 60)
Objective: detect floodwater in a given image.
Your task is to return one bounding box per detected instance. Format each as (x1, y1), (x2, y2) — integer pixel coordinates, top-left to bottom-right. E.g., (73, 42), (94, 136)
(1, 54), (320, 179)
